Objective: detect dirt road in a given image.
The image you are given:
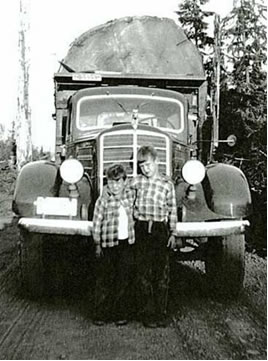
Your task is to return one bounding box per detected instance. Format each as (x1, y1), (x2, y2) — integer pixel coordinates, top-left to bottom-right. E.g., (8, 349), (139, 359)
(0, 221), (266, 360)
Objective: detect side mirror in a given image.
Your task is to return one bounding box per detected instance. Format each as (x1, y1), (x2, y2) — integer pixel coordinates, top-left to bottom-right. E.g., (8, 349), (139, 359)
(227, 135), (237, 147)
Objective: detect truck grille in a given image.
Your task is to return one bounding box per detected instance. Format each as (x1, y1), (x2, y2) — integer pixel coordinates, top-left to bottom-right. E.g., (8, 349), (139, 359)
(76, 142), (93, 176)
(100, 129), (170, 191)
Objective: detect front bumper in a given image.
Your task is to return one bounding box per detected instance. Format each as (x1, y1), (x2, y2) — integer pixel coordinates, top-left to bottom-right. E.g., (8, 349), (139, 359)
(175, 220), (249, 237)
(18, 218), (93, 236)
(18, 217), (249, 238)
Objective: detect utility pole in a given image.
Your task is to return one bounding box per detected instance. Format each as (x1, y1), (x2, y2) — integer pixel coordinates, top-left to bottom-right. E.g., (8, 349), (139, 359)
(16, 0), (32, 170)
(210, 14), (221, 161)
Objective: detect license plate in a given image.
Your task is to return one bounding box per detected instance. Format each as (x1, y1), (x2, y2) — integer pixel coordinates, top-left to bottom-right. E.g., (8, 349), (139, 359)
(35, 197), (77, 217)
(72, 73), (102, 82)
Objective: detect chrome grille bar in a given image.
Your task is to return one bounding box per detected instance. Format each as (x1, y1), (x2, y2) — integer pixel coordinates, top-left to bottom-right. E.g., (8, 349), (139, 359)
(99, 129), (170, 194)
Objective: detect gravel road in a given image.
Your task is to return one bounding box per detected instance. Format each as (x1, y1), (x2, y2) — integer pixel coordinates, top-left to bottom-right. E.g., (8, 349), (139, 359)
(0, 221), (266, 360)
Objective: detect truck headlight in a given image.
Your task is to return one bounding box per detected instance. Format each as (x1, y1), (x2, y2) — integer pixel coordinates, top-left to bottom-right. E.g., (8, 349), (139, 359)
(182, 160), (206, 185)
(60, 159), (84, 184)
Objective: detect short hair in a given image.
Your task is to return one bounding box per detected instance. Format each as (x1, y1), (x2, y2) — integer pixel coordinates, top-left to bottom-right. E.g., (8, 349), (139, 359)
(106, 164), (127, 180)
(137, 145), (157, 164)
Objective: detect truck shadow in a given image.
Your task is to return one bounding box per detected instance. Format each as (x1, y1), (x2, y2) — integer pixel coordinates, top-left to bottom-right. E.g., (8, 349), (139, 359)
(12, 241), (224, 321)
(41, 250), (211, 320)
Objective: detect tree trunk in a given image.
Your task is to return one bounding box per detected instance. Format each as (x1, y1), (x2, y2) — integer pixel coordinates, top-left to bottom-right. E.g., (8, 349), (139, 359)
(16, 0), (32, 171)
(210, 14), (221, 161)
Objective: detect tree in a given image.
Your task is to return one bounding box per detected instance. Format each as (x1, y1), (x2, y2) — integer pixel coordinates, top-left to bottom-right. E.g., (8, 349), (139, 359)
(177, 0), (267, 193)
(16, 0), (32, 170)
(219, 1), (267, 252)
(219, 0), (267, 193)
(175, 0), (214, 51)
(222, 0), (266, 92)
(176, 0), (221, 161)
(176, 0), (267, 252)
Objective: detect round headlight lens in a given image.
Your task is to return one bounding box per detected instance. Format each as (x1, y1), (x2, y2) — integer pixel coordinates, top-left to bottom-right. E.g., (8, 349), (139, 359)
(182, 160), (206, 185)
(60, 159), (84, 184)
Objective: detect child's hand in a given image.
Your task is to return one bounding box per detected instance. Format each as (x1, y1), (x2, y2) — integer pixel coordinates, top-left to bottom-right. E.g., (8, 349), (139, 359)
(95, 245), (103, 258)
(167, 235), (177, 249)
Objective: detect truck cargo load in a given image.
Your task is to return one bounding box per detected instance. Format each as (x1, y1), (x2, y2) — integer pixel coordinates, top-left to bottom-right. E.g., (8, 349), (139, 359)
(61, 16), (204, 77)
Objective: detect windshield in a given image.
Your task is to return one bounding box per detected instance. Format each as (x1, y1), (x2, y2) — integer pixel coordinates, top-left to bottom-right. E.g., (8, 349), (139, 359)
(76, 94), (184, 133)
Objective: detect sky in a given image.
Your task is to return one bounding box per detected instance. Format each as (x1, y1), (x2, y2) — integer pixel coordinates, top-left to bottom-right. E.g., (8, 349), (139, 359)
(0, 0), (233, 151)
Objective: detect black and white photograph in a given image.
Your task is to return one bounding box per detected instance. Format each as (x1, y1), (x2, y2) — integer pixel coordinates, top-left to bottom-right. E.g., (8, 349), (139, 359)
(0, 0), (266, 359)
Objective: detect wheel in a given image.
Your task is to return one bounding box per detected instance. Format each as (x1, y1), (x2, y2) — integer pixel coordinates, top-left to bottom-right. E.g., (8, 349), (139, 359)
(205, 234), (245, 298)
(19, 231), (45, 299)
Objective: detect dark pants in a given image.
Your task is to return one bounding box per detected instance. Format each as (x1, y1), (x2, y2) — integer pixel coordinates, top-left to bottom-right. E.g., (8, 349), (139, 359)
(94, 240), (135, 321)
(135, 221), (170, 320)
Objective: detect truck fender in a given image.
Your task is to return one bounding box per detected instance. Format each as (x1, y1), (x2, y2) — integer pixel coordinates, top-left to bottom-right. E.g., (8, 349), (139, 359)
(203, 163), (252, 218)
(175, 178), (225, 222)
(58, 174), (93, 220)
(13, 160), (93, 219)
(13, 161), (59, 217)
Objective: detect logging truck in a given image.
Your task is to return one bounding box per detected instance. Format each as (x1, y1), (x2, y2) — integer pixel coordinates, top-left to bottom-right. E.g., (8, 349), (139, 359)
(13, 16), (251, 298)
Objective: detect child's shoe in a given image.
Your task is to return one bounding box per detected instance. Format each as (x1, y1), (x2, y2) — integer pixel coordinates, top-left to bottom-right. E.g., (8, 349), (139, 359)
(156, 314), (170, 328)
(142, 315), (157, 328)
(115, 319), (128, 326)
(93, 318), (105, 326)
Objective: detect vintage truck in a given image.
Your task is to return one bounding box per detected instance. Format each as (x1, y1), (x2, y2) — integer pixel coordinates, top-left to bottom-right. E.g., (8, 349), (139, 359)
(13, 16), (251, 298)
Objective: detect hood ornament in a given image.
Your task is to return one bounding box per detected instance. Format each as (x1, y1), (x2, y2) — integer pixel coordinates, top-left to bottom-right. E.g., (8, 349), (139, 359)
(132, 109), (139, 130)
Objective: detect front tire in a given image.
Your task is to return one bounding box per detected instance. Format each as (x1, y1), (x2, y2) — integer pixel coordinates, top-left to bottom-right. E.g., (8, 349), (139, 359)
(19, 231), (45, 299)
(205, 234), (245, 298)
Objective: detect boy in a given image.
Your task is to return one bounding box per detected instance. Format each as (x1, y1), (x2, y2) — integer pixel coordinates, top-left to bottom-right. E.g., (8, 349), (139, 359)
(92, 164), (135, 326)
(131, 145), (177, 328)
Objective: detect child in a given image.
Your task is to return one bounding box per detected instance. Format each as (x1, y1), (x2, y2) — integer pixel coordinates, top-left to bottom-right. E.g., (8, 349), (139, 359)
(92, 164), (135, 326)
(131, 145), (177, 328)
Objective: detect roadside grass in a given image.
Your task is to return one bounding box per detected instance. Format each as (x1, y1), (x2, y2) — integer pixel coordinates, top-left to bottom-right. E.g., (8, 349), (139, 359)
(0, 168), (16, 218)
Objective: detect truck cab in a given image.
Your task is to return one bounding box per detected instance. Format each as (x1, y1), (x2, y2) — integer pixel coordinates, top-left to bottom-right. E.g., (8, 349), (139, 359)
(62, 84), (188, 192)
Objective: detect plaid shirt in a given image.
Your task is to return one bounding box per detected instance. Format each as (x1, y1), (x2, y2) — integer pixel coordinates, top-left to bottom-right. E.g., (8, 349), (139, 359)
(92, 185), (135, 248)
(131, 174), (177, 235)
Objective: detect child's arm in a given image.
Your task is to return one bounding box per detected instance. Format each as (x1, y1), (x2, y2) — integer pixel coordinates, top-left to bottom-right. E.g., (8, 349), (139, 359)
(167, 182), (178, 249)
(95, 244), (103, 258)
(127, 178), (137, 213)
(92, 198), (104, 257)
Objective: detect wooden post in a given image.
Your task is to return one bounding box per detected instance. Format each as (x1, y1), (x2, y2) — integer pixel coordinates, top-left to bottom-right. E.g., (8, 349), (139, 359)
(16, 0), (32, 170)
(210, 14), (221, 161)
